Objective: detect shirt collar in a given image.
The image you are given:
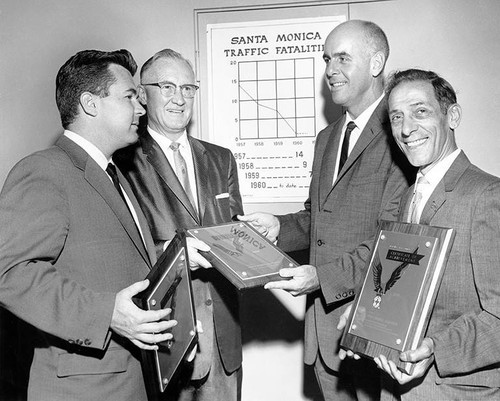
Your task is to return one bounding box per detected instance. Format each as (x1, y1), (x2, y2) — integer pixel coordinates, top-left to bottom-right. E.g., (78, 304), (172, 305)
(418, 148), (461, 186)
(346, 93), (385, 132)
(63, 130), (109, 170)
(147, 126), (189, 149)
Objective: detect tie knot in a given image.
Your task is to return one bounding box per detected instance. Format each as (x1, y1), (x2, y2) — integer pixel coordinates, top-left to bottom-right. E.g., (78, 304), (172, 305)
(345, 121), (356, 135)
(170, 142), (180, 151)
(106, 163), (118, 178)
(416, 175), (429, 186)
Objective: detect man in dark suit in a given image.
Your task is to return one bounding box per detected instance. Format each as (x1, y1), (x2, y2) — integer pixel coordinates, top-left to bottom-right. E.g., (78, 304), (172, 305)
(240, 20), (414, 400)
(372, 69), (500, 400)
(0, 50), (177, 400)
(116, 49), (243, 401)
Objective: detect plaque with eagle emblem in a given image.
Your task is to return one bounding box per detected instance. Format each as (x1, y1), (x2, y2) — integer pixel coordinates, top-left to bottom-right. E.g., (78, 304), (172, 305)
(186, 221), (297, 289)
(340, 220), (455, 374)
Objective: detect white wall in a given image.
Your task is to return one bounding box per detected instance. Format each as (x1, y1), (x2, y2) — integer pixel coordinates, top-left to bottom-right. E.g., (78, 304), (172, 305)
(1, 1), (500, 400)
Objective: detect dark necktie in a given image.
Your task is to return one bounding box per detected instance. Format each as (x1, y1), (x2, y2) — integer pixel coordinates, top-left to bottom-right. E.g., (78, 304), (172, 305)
(106, 163), (128, 206)
(106, 163), (144, 245)
(169, 142), (197, 211)
(339, 121), (357, 172)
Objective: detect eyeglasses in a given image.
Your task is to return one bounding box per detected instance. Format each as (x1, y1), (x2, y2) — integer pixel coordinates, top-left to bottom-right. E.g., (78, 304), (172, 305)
(142, 81), (199, 98)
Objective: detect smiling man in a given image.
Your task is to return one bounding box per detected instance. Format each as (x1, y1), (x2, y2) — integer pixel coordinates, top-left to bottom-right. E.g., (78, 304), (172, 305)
(116, 49), (243, 401)
(375, 68), (500, 400)
(239, 20), (415, 400)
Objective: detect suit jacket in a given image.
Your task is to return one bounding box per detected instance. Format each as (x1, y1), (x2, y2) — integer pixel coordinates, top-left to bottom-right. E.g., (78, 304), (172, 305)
(278, 99), (415, 371)
(398, 152), (500, 394)
(0, 136), (156, 401)
(116, 129), (243, 378)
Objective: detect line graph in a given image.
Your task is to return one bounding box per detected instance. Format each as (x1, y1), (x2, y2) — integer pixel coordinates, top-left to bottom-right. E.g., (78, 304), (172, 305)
(238, 58), (317, 140)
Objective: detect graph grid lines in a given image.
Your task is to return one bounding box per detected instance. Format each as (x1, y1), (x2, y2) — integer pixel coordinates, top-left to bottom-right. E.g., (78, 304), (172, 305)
(238, 58), (317, 140)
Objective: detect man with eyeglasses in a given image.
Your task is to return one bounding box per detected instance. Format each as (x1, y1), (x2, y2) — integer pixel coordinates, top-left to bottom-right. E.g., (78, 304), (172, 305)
(116, 49), (243, 401)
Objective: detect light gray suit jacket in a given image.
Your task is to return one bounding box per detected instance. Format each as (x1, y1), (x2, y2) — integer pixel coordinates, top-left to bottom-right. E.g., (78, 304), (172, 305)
(398, 151), (500, 395)
(278, 99), (415, 371)
(0, 136), (156, 401)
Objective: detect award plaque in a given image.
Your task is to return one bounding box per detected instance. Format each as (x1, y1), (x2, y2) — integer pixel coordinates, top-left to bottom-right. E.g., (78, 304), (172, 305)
(133, 232), (197, 396)
(340, 220), (455, 374)
(186, 221), (297, 289)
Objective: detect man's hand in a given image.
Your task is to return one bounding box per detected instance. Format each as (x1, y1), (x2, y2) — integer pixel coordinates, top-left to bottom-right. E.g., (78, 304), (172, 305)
(238, 213), (280, 242)
(337, 303), (361, 361)
(264, 265), (319, 296)
(111, 279), (177, 350)
(375, 337), (435, 384)
(185, 237), (211, 270)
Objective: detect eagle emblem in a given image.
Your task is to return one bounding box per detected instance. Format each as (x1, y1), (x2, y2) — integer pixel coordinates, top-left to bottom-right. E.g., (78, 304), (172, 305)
(372, 247), (420, 309)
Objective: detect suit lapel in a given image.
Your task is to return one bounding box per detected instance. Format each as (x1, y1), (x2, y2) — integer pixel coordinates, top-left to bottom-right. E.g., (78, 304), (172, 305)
(321, 98), (389, 205)
(420, 151), (470, 225)
(319, 119), (343, 204)
(335, 99), (388, 186)
(142, 132), (200, 223)
(56, 136), (152, 267)
(190, 138), (207, 223)
(117, 168), (157, 265)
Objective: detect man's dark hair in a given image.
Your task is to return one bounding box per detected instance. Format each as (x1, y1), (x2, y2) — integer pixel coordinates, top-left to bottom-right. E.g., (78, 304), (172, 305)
(56, 49), (137, 128)
(386, 69), (457, 114)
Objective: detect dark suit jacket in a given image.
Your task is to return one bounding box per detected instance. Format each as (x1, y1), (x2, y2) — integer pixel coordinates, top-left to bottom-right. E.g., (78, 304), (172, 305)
(278, 99), (415, 371)
(116, 129), (243, 377)
(0, 136), (156, 401)
(397, 152), (500, 395)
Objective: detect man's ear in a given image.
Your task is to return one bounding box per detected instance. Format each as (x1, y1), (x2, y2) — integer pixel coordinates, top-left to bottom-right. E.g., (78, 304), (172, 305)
(370, 51), (385, 78)
(138, 85), (147, 106)
(80, 92), (98, 117)
(448, 103), (462, 130)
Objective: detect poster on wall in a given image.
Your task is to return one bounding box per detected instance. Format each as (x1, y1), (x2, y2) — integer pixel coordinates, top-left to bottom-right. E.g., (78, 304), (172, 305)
(206, 15), (346, 203)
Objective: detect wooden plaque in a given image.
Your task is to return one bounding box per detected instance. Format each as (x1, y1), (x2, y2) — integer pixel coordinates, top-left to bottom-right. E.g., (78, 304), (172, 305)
(340, 220), (455, 374)
(133, 232), (197, 396)
(186, 221), (297, 289)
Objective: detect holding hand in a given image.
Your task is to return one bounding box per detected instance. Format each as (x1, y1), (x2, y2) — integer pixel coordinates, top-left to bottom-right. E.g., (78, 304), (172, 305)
(337, 303), (361, 361)
(111, 279), (177, 350)
(185, 237), (212, 269)
(238, 213), (280, 242)
(264, 265), (319, 296)
(163, 237), (212, 270)
(374, 337), (435, 384)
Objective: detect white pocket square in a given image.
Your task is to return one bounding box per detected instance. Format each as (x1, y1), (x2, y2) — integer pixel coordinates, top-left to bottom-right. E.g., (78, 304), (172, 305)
(215, 193), (229, 199)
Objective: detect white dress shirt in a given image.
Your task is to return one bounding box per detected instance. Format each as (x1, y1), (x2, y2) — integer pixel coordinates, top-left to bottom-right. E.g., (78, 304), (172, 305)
(411, 148), (461, 223)
(148, 127), (198, 211)
(333, 93), (385, 183)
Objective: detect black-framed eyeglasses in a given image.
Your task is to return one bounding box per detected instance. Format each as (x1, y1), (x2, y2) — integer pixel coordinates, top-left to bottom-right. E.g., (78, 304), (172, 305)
(141, 81), (199, 98)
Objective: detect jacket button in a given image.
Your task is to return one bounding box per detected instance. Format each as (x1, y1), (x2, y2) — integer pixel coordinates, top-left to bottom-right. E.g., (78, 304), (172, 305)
(68, 339), (75, 344)
(76, 339), (83, 345)
(205, 299), (213, 306)
(317, 239), (324, 246)
(84, 339), (92, 346)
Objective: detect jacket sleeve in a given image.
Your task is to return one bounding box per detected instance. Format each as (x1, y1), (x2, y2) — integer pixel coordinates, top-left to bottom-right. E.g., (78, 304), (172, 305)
(0, 155), (115, 350)
(317, 160), (410, 305)
(432, 180), (500, 377)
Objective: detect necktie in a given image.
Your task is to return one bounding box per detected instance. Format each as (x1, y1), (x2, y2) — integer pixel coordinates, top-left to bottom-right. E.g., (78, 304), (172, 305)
(408, 175), (429, 223)
(106, 163), (146, 249)
(339, 121), (356, 172)
(106, 163), (129, 206)
(169, 142), (197, 211)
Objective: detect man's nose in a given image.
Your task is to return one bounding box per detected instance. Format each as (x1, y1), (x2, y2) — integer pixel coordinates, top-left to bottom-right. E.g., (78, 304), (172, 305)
(325, 60), (339, 78)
